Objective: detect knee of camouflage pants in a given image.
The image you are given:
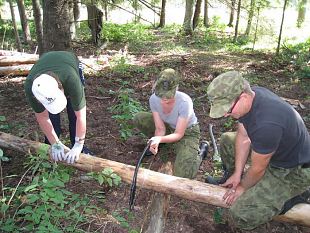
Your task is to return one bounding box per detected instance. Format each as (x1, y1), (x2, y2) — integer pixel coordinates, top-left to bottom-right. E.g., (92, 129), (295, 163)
(133, 112), (155, 138)
(220, 132), (237, 174)
(174, 127), (201, 179)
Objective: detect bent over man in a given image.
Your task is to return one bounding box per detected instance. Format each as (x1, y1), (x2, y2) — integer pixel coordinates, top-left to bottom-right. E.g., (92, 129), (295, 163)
(25, 51), (92, 164)
(206, 71), (310, 230)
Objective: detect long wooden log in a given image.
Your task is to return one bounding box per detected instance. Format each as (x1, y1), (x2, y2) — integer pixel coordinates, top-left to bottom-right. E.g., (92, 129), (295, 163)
(0, 55), (39, 66)
(0, 64), (33, 76)
(0, 131), (309, 227)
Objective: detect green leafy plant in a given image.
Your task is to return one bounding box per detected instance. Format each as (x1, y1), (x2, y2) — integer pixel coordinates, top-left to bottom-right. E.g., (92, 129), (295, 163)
(112, 209), (139, 232)
(87, 168), (121, 187)
(109, 88), (145, 140)
(0, 145), (101, 232)
(0, 116), (10, 131)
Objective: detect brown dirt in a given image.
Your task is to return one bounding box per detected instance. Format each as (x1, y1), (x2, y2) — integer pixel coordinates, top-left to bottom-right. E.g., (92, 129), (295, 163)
(0, 44), (309, 233)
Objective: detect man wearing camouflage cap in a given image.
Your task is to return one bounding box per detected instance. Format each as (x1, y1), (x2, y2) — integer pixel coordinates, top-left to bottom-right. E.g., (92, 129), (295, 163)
(133, 68), (207, 179)
(206, 71), (310, 230)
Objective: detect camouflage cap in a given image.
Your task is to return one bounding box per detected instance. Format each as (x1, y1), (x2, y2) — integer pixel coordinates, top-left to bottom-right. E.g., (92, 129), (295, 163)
(207, 71), (244, 118)
(154, 68), (180, 99)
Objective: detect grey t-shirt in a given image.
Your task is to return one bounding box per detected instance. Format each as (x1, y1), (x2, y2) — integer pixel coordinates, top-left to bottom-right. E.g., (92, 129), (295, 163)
(149, 91), (198, 129)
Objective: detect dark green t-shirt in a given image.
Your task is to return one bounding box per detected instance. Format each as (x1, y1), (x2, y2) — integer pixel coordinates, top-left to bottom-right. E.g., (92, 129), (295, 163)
(24, 51), (86, 113)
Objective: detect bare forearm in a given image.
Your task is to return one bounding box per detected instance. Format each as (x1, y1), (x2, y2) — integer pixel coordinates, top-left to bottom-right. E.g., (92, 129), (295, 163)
(235, 135), (251, 176)
(35, 112), (59, 144)
(240, 167), (265, 190)
(158, 132), (183, 143)
(75, 106), (87, 140)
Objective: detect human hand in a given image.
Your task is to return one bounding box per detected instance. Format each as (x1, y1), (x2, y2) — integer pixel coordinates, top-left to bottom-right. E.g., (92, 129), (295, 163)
(64, 142), (83, 164)
(51, 141), (68, 162)
(220, 172), (241, 190)
(148, 136), (161, 155)
(222, 184), (245, 206)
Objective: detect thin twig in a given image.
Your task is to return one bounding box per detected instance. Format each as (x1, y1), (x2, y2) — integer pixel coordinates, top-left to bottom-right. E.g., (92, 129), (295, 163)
(86, 96), (111, 100)
(7, 165), (33, 207)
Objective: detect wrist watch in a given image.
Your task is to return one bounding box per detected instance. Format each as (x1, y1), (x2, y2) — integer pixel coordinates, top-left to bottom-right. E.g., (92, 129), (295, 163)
(75, 136), (85, 144)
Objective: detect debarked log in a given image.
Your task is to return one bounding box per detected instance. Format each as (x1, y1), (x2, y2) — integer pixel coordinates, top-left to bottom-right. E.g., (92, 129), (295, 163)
(0, 64), (33, 76)
(0, 55), (39, 66)
(0, 131), (309, 227)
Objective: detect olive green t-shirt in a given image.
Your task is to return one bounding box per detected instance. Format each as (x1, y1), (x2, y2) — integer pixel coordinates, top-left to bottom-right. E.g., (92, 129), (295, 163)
(24, 51), (86, 113)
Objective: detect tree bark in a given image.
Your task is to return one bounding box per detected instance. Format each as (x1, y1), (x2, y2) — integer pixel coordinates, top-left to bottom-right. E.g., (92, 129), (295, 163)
(227, 0), (236, 27)
(296, 0), (307, 28)
(69, 0), (76, 40)
(0, 131), (310, 227)
(0, 64), (33, 76)
(43, 0), (71, 52)
(8, 0), (22, 52)
(158, 0), (167, 28)
(73, 0), (81, 28)
(276, 0), (288, 55)
(0, 55), (38, 66)
(233, 0), (242, 43)
(244, 0), (255, 36)
(193, 0), (202, 30)
(141, 162), (173, 233)
(16, 0), (32, 45)
(31, 0), (43, 55)
(183, 0), (194, 35)
(203, 0), (209, 28)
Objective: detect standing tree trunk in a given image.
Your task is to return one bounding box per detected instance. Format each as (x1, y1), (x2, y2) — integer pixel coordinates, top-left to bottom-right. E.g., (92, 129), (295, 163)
(103, 0), (108, 21)
(183, 0), (195, 35)
(43, 0), (71, 53)
(16, 0), (32, 45)
(276, 0), (288, 55)
(73, 0), (81, 28)
(244, 0), (256, 36)
(68, 0), (76, 39)
(227, 0), (236, 27)
(252, 7), (260, 50)
(296, 0), (307, 28)
(204, 0), (209, 27)
(8, 0), (22, 51)
(193, 0), (203, 29)
(158, 0), (167, 28)
(32, 0), (43, 55)
(233, 0), (242, 43)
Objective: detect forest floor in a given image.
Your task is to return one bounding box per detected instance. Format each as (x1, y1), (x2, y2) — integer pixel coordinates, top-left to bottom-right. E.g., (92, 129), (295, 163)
(0, 35), (310, 233)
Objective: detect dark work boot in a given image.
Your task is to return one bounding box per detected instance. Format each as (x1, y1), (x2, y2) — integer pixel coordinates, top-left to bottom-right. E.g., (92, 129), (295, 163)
(205, 168), (229, 185)
(280, 188), (310, 215)
(199, 141), (209, 160)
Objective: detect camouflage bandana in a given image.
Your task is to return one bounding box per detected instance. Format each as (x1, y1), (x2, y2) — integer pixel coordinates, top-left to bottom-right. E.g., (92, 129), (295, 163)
(154, 68), (180, 99)
(207, 71), (244, 118)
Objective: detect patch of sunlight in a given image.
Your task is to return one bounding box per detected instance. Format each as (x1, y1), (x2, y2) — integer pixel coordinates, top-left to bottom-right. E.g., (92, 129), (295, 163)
(161, 45), (188, 55)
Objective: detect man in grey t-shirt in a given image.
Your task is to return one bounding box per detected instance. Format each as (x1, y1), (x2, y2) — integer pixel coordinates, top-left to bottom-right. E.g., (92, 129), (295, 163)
(133, 68), (203, 179)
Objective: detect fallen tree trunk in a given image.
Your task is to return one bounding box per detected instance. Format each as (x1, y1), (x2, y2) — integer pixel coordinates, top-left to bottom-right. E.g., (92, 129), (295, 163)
(0, 64), (33, 76)
(0, 131), (309, 227)
(0, 55), (39, 66)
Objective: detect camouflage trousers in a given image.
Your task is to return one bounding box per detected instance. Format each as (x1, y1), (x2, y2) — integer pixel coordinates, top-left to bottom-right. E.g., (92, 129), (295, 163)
(220, 132), (310, 230)
(133, 112), (201, 179)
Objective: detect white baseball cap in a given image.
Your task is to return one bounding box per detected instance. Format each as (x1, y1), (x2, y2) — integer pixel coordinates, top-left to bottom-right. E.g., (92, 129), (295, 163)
(32, 74), (67, 114)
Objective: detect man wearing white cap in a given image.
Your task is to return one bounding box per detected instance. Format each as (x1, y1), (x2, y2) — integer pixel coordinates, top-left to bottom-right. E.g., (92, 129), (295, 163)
(25, 51), (92, 164)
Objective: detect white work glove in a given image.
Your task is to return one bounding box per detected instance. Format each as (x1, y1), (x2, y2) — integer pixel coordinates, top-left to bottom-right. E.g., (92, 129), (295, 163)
(148, 136), (161, 155)
(51, 141), (67, 162)
(64, 141), (84, 164)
